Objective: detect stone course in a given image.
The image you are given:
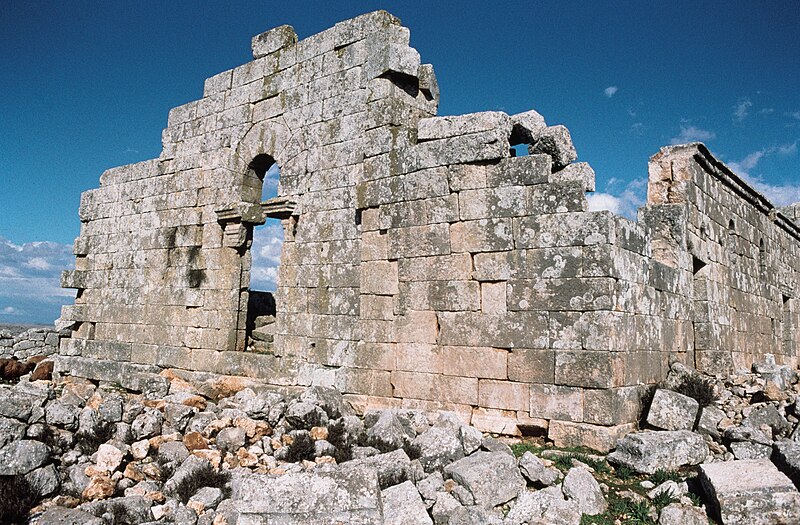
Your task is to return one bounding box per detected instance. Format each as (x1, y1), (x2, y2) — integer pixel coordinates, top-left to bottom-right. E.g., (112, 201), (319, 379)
(54, 10), (800, 447)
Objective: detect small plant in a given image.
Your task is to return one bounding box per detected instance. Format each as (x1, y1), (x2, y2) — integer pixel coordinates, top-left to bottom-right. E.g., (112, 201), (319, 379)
(0, 474), (43, 524)
(652, 488), (679, 513)
(510, 442), (543, 457)
(687, 490), (703, 507)
(673, 375), (718, 407)
(615, 464), (634, 480)
(627, 499), (656, 524)
(553, 453), (575, 471)
(650, 468), (683, 485)
(174, 463), (231, 504)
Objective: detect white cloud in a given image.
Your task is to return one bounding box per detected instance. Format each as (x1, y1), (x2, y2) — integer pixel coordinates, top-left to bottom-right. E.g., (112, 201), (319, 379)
(249, 222), (284, 291)
(603, 86), (618, 98)
(587, 178), (647, 220)
(733, 98), (752, 122)
(726, 144), (800, 206)
(788, 111), (800, 120)
(760, 108), (774, 115)
(0, 237), (76, 324)
(24, 257), (52, 271)
(670, 125), (716, 145)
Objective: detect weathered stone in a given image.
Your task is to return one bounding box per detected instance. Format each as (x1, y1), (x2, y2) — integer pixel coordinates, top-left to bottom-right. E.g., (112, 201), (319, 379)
(646, 389), (699, 431)
(94, 443), (124, 472)
(658, 503), (709, 525)
(700, 459), (800, 525)
(730, 440), (772, 460)
(444, 451), (525, 507)
(382, 480), (432, 525)
(35, 506), (105, 525)
(608, 430), (708, 474)
(696, 405), (725, 440)
(366, 410), (415, 453)
(529, 125), (577, 170)
(347, 448), (412, 489)
(518, 451), (560, 486)
(505, 489), (581, 525)
(235, 465), (382, 524)
(216, 427), (246, 453)
(562, 466), (607, 515)
(412, 423), (465, 472)
(772, 440), (800, 488)
(0, 439), (50, 475)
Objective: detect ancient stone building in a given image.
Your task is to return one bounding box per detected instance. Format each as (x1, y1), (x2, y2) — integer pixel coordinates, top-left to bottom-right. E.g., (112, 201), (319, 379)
(56, 11), (800, 448)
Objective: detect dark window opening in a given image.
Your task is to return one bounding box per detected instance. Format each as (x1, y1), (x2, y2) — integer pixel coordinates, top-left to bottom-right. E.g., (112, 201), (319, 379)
(692, 256), (707, 275)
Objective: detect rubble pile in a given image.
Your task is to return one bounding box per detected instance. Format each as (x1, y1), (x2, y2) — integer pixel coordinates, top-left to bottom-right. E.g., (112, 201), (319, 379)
(1, 354), (800, 524)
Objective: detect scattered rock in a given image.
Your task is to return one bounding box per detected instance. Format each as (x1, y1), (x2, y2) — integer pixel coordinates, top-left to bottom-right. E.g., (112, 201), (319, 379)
(646, 389), (700, 431)
(609, 430), (708, 474)
(382, 480), (433, 525)
(0, 439), (50, 475)
(444, 451), (525, 507)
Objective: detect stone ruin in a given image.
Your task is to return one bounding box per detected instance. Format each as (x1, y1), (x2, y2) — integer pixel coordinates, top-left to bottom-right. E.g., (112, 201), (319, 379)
(56, 10), (800, 449)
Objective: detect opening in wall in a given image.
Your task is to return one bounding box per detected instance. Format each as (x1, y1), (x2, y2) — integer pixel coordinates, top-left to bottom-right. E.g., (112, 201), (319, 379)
(244, 156), (284, 351)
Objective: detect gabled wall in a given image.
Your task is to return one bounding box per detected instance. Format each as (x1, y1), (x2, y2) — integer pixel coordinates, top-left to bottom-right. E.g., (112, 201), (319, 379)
(56, 11), (800, 450)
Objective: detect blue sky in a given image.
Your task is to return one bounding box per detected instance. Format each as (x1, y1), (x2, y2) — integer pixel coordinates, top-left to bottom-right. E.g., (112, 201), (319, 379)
(1, 1), (799, 324)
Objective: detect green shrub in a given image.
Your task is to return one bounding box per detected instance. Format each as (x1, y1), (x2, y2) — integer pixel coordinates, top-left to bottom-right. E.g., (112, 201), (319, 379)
(673, 375), (718, 407)
(0, 474), (42, 524)
(650, 468), (683, 485)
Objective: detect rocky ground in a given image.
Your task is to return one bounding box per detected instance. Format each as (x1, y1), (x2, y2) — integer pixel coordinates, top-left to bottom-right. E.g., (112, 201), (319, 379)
(1, 355), (800, 524)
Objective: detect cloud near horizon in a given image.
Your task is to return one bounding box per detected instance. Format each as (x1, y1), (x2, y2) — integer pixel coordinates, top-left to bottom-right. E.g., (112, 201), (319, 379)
(0, 238), (75, 325)
(670, 125), (716, 145)
(587, 177), (648, 220)
(727, 142), (800, 206)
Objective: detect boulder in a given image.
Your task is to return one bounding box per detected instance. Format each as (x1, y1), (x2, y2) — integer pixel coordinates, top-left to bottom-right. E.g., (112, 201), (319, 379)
(285, 400), (328, 429)
(412, 424), (465, 472)
(562, 466), (607, 515)
(608, 430), (708, 474)
(646, 389), (699, 431)
(743, 405), (792, 436)
(0, 439), (50, 475)
(772, 440), (800, 488)
(382, 480), (432, 525)
(696, 405), (725, 440)
(444, 451), (526, 507)
(505, 489), (581, 525)
(529, 125), (577, 170)
(299, 385), (355, 419)
(700, 459), (800, 525)
(234, 465), (382, 524)
(0, 416), (26, 448)
(730, 441), (771, 460)
(658, 503), (709, 525)
(34, 506), (105, 525)
(347, 449), (411, 489)
(366, 411), (415, 453)
(518, 451), (560, 487)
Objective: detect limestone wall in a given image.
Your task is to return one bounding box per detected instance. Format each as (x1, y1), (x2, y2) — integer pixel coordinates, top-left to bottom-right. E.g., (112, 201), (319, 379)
(56, 11), (800, 446)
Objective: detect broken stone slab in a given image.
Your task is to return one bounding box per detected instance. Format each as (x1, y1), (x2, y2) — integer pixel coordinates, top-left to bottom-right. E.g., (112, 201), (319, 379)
(234, 465), (383, 525)
(730, 441), (771, 460)
(608, 430), (708, 474)
(700, 459), (800, 525)
(251, 24), (298, 59)
(696, 405), (725, 440)
(562, 466), (607, 516)
(509, 109), (547, 145)
(412, 423), (465, 472)
(417, 111), (512, 142)
(366, 410), (415, 453)
(743, 404), (792, 436)
(34, 506), (106, 525)
(529, 124), (577, 170)
(646, 388), (699, 431)
(346, 448), (411, 489)
(504, 488), (581, 525)
(381, 480), (432, 525)
(517, 451), (560, 487)
(0, 439), (50, 475)
(772, 440), (800, 488)
(658, 503), (709, 525)
(444, 451), (526, 507)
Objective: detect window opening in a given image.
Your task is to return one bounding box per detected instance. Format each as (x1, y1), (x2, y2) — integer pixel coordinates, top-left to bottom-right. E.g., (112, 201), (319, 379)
(246, 159), (283, 352)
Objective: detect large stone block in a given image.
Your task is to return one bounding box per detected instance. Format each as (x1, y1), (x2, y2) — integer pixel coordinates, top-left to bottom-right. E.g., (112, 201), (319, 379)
(438, 312), (548, 349)
(417, 111), (511, 141)
(700, 459), (800, 525)
(391, 371), (478, 405)
(609, 430), (708, 474)
(549, 420), (636, 454)
(646, 389), (699, 431)
(388, 223), (451, 258)
(440, 346), (507, 379)
(478, 380), (529, 412)
(450, 218), (514, 253)
(529, 384), (583, 422)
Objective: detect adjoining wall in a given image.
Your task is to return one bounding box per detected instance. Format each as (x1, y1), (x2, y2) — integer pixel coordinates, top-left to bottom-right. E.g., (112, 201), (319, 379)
(56, 11), (800, 449)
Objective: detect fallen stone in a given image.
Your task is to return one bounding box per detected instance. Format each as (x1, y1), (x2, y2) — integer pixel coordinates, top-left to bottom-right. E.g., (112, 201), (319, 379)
(505, 489), (581, 525)
(299, 385), (355, 419)
(447, 505), (505, 524)
(347, 448), (411, 489)
(658, 503), (709, 525)
(518, 451), (560, 487)
(772, 440), (800, 488)
(700, 459), (800, 525)
(562, 466), (607, 515)
(235, 465), (382, 524)
(608, 430), (708, 474)
(412, 423), (465, 472)
(743, 404), (792, 436)
(382, 480), (432, 525)
(366, 410), (414, 453)
(444, 451), (525, 507)
(0, 439), (50, 475)
(696, 405), (725, 440)
(34, 506), (105, 525)
(82, 474), (115, 500)
(730, 441), (771, 460)
(94, 443), (124, 472)
(216, 427), (246, 453)
(646, 389), (699, 431)
(529, 124), (577, 170)
(285, 400), (328, 429)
